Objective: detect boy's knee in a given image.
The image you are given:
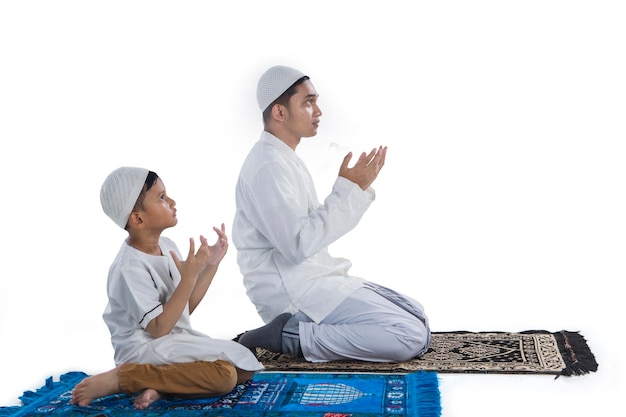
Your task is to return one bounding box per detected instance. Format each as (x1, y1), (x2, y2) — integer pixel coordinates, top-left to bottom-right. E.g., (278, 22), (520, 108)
(205, 361), (238, 396)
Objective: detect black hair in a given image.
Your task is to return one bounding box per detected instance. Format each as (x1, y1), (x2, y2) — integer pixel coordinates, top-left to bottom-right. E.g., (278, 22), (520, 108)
(132, 171), (159, 212)
(262, 75), (311, 124)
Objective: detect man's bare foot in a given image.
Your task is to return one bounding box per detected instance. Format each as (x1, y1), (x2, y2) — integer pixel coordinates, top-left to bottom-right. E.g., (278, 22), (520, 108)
(70, 366), (122, 406)
(134, 388), (161, 410)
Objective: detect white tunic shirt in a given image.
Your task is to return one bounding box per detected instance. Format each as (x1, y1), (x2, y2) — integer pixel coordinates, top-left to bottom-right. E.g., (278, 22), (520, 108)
(103, 237), (263, 371)
(233, 131), (375, 324)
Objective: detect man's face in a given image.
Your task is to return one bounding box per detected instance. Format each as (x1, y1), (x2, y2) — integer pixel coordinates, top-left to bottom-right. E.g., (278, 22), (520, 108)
(284, 80), (322, 138)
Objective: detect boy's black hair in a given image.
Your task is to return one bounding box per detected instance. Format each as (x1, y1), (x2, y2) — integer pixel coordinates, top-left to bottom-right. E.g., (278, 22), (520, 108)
(262, 75), (311, 124)
(132, 171), (159, 212)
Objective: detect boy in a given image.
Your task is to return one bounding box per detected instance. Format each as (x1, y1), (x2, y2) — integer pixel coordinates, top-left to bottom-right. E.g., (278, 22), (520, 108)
(71, 167), (263, 409)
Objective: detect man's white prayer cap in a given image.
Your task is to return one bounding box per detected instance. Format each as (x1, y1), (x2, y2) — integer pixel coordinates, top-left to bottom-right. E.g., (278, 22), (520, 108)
(257, 65), (306, 112)
(100, 166), (149, 229)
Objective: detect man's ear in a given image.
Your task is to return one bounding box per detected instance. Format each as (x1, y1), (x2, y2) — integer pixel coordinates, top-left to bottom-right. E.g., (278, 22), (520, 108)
(271, 103), (286, 122)
(127, 211), (144, 229)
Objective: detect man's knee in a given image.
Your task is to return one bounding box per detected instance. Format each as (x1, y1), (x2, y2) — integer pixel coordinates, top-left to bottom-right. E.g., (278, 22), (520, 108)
(385, 323), (431, 362)
(378, 336), (425, 362)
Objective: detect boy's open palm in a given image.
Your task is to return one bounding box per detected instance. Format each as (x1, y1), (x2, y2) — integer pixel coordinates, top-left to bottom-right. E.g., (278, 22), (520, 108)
(205, 223), (229, 267)
(170, 236), (210, 283)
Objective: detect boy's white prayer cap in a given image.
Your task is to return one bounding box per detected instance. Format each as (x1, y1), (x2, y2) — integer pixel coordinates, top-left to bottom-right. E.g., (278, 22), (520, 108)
(100, 166), (149, 229)
(257, 65), (306, 111)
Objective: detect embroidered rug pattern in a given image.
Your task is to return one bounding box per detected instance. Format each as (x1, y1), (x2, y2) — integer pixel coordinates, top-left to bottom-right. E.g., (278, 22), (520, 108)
(0, 371), (441, 417)
(255, 330), (598, 377)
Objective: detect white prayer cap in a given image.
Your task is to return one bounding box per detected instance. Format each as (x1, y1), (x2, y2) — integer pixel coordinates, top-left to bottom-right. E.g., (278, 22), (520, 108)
(100, 166), (149, 229)
(256, 65), (306, 111)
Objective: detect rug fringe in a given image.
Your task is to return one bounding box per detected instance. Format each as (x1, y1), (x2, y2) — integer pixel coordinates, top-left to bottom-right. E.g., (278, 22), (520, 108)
(552, 330), (599, 377)
(408, 371), (442, 417)
(0, 372), (88, 417)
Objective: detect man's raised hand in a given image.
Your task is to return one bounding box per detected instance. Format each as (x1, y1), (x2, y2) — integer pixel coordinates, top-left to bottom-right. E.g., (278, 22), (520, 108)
(338, 146), (387, 191)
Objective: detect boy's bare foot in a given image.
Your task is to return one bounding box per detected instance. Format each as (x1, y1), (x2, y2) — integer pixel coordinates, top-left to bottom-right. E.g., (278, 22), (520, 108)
(71, 366), (122, 406)
(134, 388), (161, 410)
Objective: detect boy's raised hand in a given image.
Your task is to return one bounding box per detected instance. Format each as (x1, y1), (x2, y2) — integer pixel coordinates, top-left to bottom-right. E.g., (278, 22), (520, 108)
(205, 223), (229, 267)
(170, 236), (210, 283)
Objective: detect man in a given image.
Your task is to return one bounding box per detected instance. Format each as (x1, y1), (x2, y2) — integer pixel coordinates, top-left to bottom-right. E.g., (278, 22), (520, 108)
(233, 65), (431, 363)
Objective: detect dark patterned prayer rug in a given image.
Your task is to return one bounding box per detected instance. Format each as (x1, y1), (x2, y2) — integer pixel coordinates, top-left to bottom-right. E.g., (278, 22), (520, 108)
(0, 370), (440, 417)
(254, 330), (598, 377)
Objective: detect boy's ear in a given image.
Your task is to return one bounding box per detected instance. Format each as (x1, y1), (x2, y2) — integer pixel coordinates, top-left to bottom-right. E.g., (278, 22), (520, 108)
(127, 211), (145, 229)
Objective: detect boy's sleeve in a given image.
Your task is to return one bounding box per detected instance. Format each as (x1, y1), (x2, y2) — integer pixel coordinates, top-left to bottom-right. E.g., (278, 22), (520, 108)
(111, 264), (163, 329)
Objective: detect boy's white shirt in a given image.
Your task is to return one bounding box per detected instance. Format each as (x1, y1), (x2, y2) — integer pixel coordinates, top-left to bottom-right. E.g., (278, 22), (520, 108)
(103, 237), (263, 371)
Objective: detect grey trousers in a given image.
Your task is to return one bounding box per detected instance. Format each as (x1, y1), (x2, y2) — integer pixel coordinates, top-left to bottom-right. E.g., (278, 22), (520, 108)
(284, 285), (431, 363)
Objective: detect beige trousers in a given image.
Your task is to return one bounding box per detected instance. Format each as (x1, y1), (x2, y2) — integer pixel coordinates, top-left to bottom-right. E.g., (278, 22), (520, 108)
(118, 360), (245, 397)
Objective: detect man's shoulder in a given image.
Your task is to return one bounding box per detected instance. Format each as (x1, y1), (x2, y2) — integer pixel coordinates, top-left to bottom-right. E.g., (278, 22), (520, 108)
(241, 140), (288, 173)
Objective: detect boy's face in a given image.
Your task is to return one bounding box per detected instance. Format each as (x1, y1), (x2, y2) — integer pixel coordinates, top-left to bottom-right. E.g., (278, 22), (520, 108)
(136, 178), (177, 230)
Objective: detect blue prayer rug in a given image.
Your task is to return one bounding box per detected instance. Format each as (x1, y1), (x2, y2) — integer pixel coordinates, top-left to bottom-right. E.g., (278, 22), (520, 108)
(0, 371), (441, 417)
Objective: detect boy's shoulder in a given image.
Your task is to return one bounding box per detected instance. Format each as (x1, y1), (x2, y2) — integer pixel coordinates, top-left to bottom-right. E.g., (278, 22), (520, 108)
(158, 236), (177, 251)
(109, 237), (176, 275)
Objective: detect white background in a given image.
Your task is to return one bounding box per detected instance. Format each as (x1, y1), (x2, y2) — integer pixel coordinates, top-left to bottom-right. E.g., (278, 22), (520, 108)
(1, 1), (624, 415)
